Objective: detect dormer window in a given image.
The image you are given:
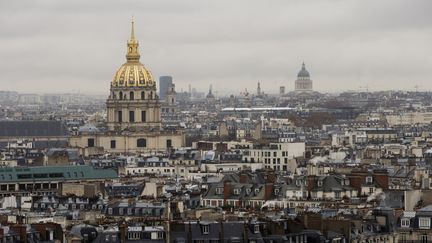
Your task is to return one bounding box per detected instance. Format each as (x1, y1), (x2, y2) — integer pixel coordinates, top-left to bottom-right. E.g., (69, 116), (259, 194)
(419, 217), (431, 229)
(366, 176), (373, 183)
(234, 189), (241, 195)
(295, 180), (300, 186)
(246, 189), (251, 195)
(274, 189), (280, 195)
(345, 179), (350, 186)
(317, 181), (323, 187)
(401, 218), (410, 228)
(254, 224), (260, 234)
(202, 225), (209, 235)
(216, 187), (223, 195)
(255, 188), (260, 194)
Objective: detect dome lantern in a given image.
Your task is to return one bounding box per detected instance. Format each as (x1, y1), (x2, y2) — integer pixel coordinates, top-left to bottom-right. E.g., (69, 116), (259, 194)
(297, 62), (310, 79)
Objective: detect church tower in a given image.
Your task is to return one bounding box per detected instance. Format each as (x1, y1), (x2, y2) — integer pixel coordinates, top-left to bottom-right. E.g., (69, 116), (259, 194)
(106, 20), (161, 132)
(165, 82), (177, 114)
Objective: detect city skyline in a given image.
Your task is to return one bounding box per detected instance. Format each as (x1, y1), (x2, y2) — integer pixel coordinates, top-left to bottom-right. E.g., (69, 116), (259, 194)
(1, 0), (431, 95)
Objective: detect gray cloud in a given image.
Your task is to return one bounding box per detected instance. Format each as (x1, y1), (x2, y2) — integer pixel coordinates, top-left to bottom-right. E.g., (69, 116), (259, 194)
(0, 0), (431, 95)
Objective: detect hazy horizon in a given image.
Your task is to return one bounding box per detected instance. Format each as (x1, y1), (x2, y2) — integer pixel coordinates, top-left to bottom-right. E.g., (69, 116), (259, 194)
(1, 0), (431, 95)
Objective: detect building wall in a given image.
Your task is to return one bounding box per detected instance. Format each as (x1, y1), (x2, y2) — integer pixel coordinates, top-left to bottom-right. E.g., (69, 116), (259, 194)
(69, 132), (185, 154)
(243, 142), (305, 171)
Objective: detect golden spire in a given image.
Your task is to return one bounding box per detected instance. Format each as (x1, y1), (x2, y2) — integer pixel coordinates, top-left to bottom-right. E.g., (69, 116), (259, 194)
(130, 16), (136, 41)
(126, 17), (140, 63)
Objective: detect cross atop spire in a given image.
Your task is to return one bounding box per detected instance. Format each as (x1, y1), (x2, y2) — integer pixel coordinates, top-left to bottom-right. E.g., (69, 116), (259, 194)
(126, 18), (140, 63)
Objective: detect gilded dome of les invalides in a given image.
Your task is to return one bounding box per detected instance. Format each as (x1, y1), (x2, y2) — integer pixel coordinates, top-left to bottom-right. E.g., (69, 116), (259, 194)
(111, 20), (155, 88)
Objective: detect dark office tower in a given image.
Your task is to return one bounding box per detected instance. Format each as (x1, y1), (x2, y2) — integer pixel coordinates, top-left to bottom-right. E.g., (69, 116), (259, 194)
(159, 76), (173, 100)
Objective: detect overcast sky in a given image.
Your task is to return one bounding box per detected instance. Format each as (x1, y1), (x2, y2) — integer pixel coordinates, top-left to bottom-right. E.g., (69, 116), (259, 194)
(0, 0), (431, 95)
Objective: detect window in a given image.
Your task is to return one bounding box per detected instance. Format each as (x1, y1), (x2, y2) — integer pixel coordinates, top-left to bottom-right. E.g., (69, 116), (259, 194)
(129, 91), (134, 100)
(254, 224), (260, 234)
(129, 110), (135, 122)
(137, 138), (147, 148)
(87, 138), (95, 147)
(157, 232), (163, 239)
(419, 217), (431, 229)
(118, 110), (123, 122)
(141, 110), (146, 122)
(399, 234), (407, 243)
(141, 91), (145, 100)
(317, 181), (323, 187)
(202, 225), (209, 234)
(420, 235), (428, 243)
(215, 188), (223, 195)
(401, 218), (410, 227)
(366, 176), (373, 183)
(166, 139), (172, 148)
(108, 208), (113, 215)
(110, 140), (116, 149)
(234, 189), (240, 195)
(119, 91), (123, 100)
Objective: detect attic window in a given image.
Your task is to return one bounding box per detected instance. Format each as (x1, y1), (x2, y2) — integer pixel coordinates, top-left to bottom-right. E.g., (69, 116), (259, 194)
(254, 224), (260, 234)
(233, 189), (241, 195)
(216, 188), (223, 195)
(401, 218), (410, 227)
(366, 176), (373, 183)
(274, 189), (280, 195)
(255, 188), (260, 194)
(317, 181), (323, 187)
(246, 188), (251, 195)
(202, 225), (209, 235)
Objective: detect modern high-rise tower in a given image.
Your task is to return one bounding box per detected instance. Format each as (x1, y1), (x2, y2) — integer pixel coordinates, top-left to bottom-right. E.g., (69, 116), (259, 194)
(159, 76), (173, 100)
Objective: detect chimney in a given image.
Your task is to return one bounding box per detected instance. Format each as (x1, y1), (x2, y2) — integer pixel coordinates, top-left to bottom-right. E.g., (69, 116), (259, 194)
(239, 172), (248, 183)
(265, 171), (276, 183)
(264, 183), (274, 200)
(11, 225), (27, 243)
(119, 222), (127, 243)
(223, 180), (232, 200)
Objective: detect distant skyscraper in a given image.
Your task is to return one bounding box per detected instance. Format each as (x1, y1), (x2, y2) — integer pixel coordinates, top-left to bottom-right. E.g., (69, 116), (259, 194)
(279, 86), (285, 95)
(257, 82), (262, 96)
(294, 62), (313, 92)
(159, 76), (173, 100)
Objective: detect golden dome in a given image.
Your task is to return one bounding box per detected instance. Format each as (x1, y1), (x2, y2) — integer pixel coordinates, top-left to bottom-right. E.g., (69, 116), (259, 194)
(111, 20), (155, 87)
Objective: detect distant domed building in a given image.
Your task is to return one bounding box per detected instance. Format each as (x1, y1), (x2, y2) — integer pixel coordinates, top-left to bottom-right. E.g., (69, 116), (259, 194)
(70, 20), (185, 154)
(294, 62), (313, 92)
